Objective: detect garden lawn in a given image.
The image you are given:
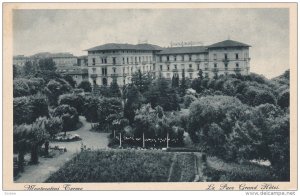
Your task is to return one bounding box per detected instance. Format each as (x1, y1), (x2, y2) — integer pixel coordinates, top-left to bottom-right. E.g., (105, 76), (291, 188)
(46, 150), (197, 182)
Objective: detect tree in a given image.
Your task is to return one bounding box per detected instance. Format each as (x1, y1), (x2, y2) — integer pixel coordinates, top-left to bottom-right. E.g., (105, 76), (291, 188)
(253, 90), (276, 106)
(63, 75), (76, 88)
(78, 80), (92, 92)
(131, 70), (152, 94)
(13, 124), (31, 172)
(44, 79), (72, 106)
(123, 84), (143, 124)
(13, 79), (30, 97)
(52, 104), (79, 135)
(144, 77), (179, 111)
(83, 96), (101, 123)
(27, 117), (49, 164)
(13, 64), (22, 79)
(109, 78), (121, 97)
(171, 75), (179, 88)
(134, 104), (157, 148)
(38, 58), (56, 71)
(179, 69), (188, 96)
(278, 89), (289, 108)
(45, 117), (63, 139)
(59, 93), (85, 114)
(97, 98), (123, 131)
(23, 61), (37, 76)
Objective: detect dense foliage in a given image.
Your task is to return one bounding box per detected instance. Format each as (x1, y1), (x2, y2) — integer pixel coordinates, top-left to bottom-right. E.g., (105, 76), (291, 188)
(14, 94), (49, 125)
(52, 104), (79, 133)
(77, 80), (92, 92)
(46, 150), (197, 182)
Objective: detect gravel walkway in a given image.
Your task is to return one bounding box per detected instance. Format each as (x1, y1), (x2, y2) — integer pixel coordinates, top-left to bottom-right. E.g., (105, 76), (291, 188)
(15, 116), (109, 183)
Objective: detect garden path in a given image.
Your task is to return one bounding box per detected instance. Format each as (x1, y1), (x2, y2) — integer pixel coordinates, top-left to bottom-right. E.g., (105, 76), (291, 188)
(15, 116), (110, 183)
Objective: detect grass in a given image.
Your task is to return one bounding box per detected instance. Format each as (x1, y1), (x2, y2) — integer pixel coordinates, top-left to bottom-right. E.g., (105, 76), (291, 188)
(46, 149), (197, 182)
(204, 156), (275, 182)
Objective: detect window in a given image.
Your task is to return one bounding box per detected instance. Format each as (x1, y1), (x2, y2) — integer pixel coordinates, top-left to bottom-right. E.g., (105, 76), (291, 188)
(112, 57), (116, 65)
(174, 64), (177, 69)
(92, 58), (96, 65)
(174, 56), (177, 61)
(224, 53), (228, 59)
(225, 63), (228, 68)
(135, 57), (137, 63)
(127, 57), (129, 63)
(236, 63), (239, 67)
(92, 68), (96, 73)
(189, 55), (192, 61)
(160, 65), (163, 71)
(166, 73), (170, 78)
(113, 67), (116, 73)
(150, 56), (152, 62)
(139, 57), (141, 63)
(182, 55), (185, 61)
(167, 65), (170, 71)
(159, 56), (162, 62)
(153, 64), (155, 70)
(189, 73), (193, 79)
(123, 57), (125, 64)
(214, 63), (217, 68)
(197, 64), (200, 70)
(189, 64), (192, 68)
(236, 53), (239, 59)
(213, 54), (217, 60)
(167, 56), (170, 61)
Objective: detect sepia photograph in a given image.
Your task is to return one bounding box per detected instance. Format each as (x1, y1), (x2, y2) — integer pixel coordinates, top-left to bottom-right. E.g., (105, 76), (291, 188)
(2, 2), (297, 191)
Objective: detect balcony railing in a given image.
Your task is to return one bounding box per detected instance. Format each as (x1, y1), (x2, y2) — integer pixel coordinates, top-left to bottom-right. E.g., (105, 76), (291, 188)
(172, 68), (178, 72)
(187, 68), (194, 72)
(234, 68), (241, 72)
(90, 74), (97, 78)
(111, 73), (119, 77)
(212, 68), (219, 72)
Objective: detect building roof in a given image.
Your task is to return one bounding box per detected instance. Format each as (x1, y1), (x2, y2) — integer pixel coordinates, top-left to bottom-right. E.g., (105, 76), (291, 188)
(158, 46), (208, 55)
(30, 52), (75, 59)
(208, 40), (251, 49)
(85, 43), (162, 51)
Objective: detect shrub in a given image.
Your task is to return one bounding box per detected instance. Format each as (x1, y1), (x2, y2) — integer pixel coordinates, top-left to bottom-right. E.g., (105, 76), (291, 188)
(52, 105), (79, 132)
(77, 80), (92, 92)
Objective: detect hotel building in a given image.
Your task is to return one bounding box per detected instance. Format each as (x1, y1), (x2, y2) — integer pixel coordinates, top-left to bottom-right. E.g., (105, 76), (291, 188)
(86, 39), (251, 87)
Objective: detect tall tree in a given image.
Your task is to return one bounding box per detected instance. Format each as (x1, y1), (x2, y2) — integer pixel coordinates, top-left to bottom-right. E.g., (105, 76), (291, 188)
(38, 58), (56, 71)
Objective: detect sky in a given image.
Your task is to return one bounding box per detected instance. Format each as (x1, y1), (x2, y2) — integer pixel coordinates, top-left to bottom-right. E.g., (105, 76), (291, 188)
(13, 8), (289, 78)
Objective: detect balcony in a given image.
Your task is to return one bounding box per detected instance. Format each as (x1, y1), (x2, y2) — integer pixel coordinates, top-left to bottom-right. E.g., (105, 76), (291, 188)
(234, 68), (241, 72)
(111, 73), (119, 77)
(222, 58), (229, 63)
(212, 68), (219, 72)
(90, 74), (97, 78)
(172, 68), (178, 72)
(187, 68), (194, 72)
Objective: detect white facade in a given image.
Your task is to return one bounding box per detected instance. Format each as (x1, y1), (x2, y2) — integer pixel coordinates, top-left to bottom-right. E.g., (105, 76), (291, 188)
(86, 40), (251, 86)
